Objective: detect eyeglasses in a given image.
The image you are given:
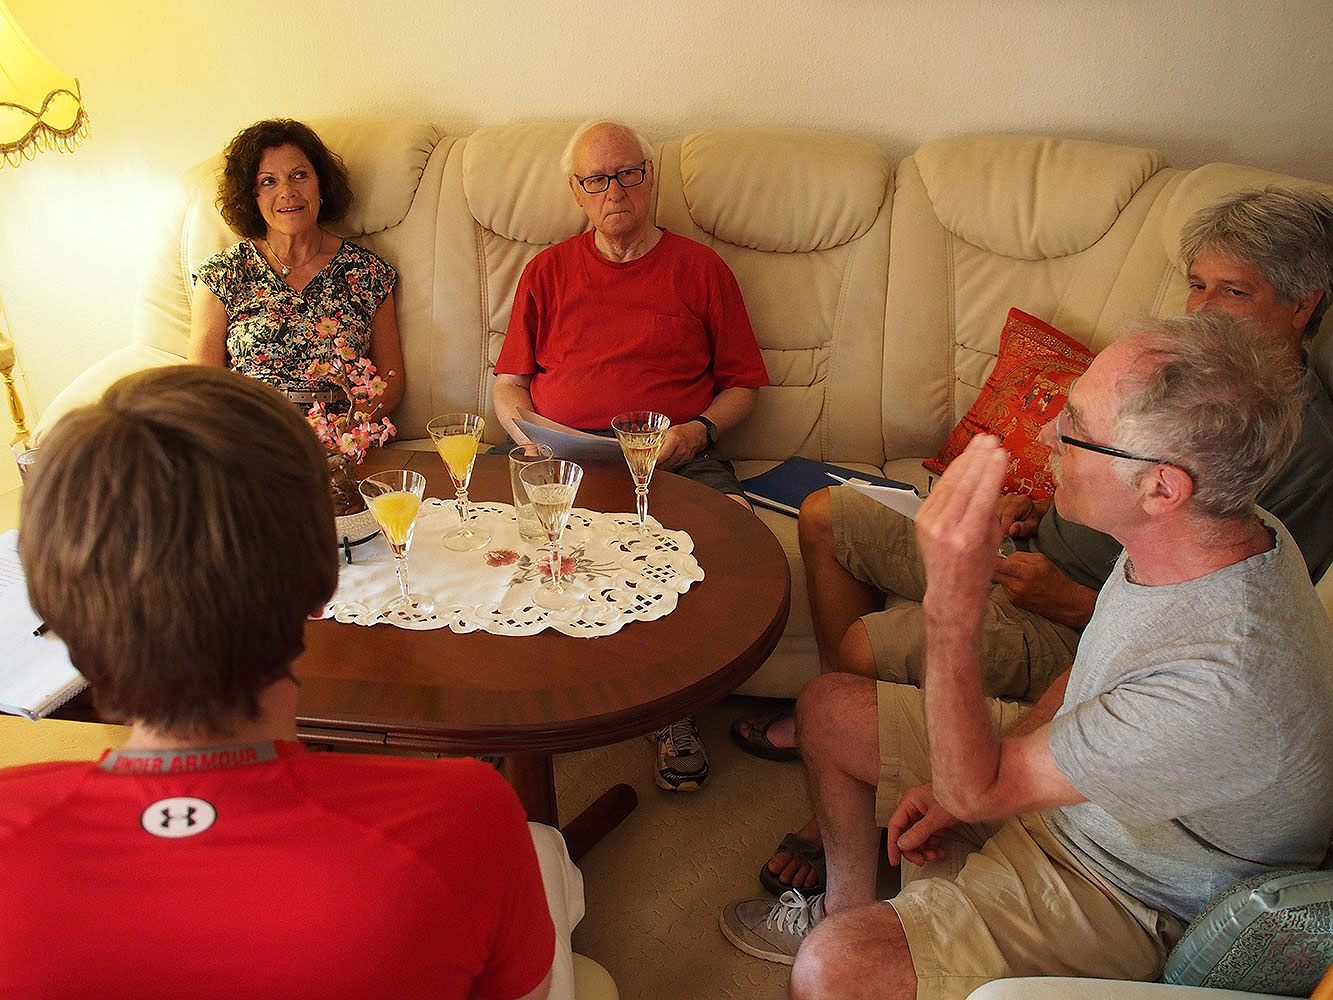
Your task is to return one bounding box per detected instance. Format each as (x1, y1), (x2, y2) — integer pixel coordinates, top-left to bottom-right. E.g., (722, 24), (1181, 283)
(1053, 408), (1170, 465)
(574, 162), (648, 194)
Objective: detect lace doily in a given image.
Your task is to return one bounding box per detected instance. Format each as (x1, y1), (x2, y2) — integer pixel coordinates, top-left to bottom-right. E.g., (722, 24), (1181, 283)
(320, 498), (705, 637)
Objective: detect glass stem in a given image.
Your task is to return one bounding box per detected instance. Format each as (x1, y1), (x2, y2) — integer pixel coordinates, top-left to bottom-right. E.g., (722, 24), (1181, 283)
(394, 554), (412, 601)
(635, 483), (649, 529)
(547, 536), (564, 592)
(455, 487), (470, 531)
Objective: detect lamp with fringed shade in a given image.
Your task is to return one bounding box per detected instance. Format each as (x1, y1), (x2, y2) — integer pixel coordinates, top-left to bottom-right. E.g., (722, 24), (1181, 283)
(0, 1), (88, 453)
(0, 0), (88, 166)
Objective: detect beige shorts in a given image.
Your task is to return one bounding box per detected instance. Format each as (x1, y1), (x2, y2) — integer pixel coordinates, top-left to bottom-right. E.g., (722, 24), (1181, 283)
(831, 485), (1079, 700)
(874, 684), (1182, 1000)
(891, 813), (1182, 1000)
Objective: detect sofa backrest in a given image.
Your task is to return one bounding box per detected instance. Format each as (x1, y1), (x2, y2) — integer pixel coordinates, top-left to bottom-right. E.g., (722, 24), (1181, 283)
(117, 119), (1330, 473)
(885, 133), (1333, 467)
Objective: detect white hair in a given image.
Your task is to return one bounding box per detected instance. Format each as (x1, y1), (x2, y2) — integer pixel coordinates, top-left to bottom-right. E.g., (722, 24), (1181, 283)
(560, 120), (654, 178)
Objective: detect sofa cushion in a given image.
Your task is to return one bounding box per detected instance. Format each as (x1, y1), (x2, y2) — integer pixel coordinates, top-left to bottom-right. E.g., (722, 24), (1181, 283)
(678, 127), (890, 252)
(912, 134), (1165, 260)
(1163, 868), (1333, 996)
(462, 122), (593, 245)
(923, 308), (1093, 499)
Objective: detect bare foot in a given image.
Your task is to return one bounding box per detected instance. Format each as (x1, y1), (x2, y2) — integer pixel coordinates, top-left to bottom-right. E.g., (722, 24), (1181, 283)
(735, 715), (797, 750)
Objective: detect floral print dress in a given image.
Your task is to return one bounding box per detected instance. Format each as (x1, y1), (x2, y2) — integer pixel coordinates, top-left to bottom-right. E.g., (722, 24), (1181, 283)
(193, 239), (397, 394)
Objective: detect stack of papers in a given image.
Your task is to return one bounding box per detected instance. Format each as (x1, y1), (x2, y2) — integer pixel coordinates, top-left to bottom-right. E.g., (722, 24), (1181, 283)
(514, 410), (623, 462)
(0, 530), (88, 720)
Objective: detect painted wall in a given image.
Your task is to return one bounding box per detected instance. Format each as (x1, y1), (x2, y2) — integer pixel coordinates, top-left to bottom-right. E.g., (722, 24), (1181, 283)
(1, 0), (1331, 495)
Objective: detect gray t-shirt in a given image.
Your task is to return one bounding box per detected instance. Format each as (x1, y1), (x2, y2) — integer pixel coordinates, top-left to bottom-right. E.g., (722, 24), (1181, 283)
(1045, 512), (1333, 922)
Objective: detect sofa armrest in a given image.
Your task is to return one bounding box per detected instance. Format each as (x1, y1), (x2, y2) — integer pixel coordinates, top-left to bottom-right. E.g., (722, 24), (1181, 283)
(33, 346), (184, 441)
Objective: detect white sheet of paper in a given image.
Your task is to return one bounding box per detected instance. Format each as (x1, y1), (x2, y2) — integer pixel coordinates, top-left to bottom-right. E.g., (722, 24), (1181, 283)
(825, 472), (923, 520)
(514, 410), (623, 462)
(0, 530), (88, 720)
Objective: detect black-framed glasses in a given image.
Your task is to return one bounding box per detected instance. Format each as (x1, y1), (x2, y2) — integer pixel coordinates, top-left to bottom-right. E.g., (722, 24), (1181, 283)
(1053, 408), (1170, 465)
(574, 162), (647, 194)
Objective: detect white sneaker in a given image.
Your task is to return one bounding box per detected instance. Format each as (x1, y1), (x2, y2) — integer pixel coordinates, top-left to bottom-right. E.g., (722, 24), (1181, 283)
(720, 889), (826, 965)
(652, 716), (710, 791)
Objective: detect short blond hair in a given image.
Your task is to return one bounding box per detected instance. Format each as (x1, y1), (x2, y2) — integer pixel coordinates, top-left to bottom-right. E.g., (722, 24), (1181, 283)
(20, 366), (338, 738)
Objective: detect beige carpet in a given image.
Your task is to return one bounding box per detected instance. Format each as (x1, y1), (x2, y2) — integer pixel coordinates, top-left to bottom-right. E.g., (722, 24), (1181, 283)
(555, 695), (814, 1000)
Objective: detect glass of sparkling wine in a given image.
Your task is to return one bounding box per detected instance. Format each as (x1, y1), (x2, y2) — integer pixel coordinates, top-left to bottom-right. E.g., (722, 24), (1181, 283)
(426, 413), (490, 551)
(611, 410), (670, 534)
(518, 459), (584, 611)
(358, 470), (435, 616)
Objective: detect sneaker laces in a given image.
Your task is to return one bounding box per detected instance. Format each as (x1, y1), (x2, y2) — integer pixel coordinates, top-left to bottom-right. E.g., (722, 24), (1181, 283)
(659, 718), (700, 756)
(767, 889), (826, 938)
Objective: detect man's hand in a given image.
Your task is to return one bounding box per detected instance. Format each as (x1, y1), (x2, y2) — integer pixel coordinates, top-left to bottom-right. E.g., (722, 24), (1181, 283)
(656, 421), (707, 470)
(886, 784), (959, 867)
(992, 552), (1097, 629)
(916, 435), (1010, 619)
(995, 493), (1042, 539)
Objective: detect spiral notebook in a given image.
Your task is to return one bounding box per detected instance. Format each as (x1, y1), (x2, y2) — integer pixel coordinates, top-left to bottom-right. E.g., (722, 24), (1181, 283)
(0, 530), (88, 720)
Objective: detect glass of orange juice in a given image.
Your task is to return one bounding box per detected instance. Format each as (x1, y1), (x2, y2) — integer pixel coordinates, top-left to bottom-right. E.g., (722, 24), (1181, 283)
(426, 413), (490, 551)
(358, 469), (434, 616)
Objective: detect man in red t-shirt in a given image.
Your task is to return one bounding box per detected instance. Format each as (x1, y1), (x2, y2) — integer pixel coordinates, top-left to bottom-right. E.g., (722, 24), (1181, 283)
(493, 119), (768, 500)
(494, 120), (770, 793)
(0, 367), (560, 1000)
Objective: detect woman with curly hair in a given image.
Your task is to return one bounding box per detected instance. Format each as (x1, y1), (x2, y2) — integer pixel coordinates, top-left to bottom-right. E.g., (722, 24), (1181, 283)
(187, 119), (404, 413)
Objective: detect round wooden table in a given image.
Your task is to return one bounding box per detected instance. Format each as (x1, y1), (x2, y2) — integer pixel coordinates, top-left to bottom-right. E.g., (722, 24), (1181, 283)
(293, 449), (791, 858)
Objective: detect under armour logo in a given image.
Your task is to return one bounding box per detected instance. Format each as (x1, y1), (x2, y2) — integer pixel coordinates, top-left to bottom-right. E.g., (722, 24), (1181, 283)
(141, 797), (217, 839)
(158, 805), (197, 829)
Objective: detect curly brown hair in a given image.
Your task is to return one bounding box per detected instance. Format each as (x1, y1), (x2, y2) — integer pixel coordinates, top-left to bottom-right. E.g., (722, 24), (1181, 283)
(216, 119), (353, 238)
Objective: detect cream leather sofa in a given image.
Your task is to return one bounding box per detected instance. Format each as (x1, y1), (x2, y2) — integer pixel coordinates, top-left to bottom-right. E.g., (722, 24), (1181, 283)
(36, 119), (1333, 697)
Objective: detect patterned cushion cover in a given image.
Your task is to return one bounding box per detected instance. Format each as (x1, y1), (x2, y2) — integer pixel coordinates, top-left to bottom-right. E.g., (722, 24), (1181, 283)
(923, 308), (1095, 500)
(1163, 868), (1333, 996)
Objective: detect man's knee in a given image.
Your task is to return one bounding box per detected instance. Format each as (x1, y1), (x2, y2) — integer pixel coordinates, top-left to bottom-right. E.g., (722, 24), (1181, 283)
(795, 672), (877, 757)
(791, 903), (915, 1000)
(836, 618), (880, 677)
(798, 487), (835, 557)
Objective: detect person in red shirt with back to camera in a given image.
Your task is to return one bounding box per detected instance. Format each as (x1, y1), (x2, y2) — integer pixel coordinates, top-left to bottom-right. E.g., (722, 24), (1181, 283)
(0, 365), (566, 1000)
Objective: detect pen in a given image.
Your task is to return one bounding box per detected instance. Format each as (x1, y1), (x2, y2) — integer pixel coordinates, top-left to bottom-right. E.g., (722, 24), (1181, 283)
(32, 622), (48, 637)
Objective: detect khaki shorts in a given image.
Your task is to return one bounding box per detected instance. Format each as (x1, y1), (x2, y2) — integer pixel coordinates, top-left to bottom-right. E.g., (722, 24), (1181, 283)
(831, 486), (1079, 700)
(874, 684), (1183, 1000)
(891, 813), (1183, 1000)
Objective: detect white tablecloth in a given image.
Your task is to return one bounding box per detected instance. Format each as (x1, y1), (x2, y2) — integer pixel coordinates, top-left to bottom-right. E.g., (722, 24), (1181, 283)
(320, 498), (704, 637)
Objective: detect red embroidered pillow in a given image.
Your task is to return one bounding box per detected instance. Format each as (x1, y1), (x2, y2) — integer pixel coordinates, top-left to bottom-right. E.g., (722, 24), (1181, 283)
(923, 308), (1095, 500)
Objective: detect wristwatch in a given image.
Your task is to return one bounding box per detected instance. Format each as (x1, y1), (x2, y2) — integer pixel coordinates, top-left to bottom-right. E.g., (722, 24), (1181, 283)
(688, 415), (719, 447)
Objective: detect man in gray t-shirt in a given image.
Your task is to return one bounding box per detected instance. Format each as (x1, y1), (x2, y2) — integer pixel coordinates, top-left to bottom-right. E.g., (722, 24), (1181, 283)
(721, 312), (1333, 995)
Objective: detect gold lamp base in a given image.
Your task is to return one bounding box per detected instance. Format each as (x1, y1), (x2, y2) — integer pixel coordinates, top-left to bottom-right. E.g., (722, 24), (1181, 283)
(0, 326), (32, 450)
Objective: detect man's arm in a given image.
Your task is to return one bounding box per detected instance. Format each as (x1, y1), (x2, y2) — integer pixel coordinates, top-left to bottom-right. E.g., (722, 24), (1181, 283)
(492, 374), (535, 444)
(916, 436), (1085, 822)
(886, 667), (1071, 865)
(657, 385), (758, 470)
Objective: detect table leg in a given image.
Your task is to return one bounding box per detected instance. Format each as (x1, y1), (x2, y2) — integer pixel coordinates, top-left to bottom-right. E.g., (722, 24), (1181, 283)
(504, 752), (560, 826)
(503, 753), (639, 863)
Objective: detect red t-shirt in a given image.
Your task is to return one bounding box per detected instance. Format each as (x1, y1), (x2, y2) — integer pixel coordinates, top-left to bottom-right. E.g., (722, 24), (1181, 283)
(495, 229), (769, 429)
(0, 742), (553, 999)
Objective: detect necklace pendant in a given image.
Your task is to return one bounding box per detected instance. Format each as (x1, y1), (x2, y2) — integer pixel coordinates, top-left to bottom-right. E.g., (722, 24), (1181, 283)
(281, 265), (291, 278)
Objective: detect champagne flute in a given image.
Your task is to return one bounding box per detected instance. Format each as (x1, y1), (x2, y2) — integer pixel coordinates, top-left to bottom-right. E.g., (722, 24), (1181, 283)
(358, 470), (435, 616)
(612, 410), (670, 534)
(518, 459), (584, 611)
(426, 413), (490, 551)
